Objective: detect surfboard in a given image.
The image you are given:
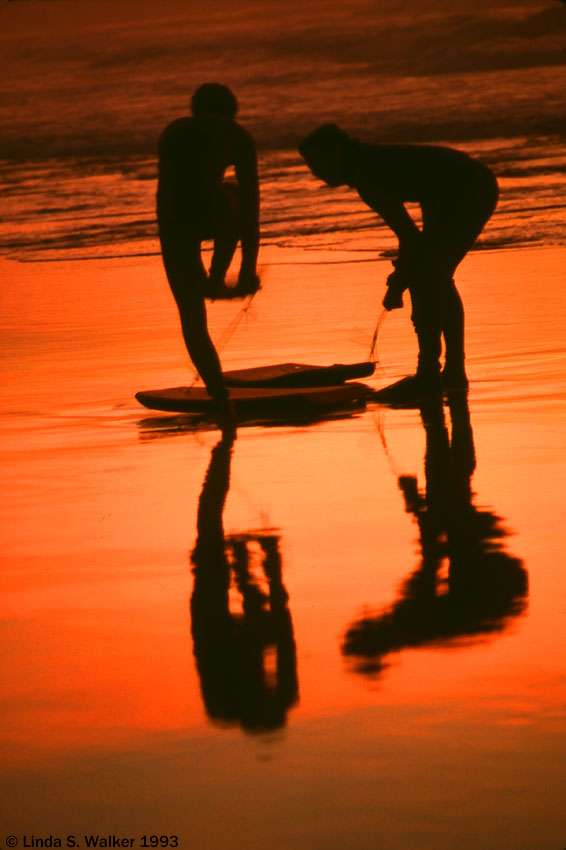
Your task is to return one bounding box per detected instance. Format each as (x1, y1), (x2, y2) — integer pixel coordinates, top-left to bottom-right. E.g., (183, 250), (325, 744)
(135, 382), (369, 414)
(223, 361), (375, 388)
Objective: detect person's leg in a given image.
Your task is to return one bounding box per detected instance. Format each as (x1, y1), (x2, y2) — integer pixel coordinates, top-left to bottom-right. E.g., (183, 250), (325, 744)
(409, 276), (443, 383)
(372, 278), (442, 405)
(426, 174), (499, 387)
(419, 220), (481, 389)
(416, 204), (466, 385)
(439, 279), (467, 387)
(376, 175), (498, 404)
(159, 227), (228, 402)
(175, 290), (227, 400)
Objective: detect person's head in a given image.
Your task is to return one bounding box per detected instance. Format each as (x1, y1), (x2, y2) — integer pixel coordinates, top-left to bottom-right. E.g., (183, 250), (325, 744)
(298, 123), (352, 187)
(191, 83), (238, 119)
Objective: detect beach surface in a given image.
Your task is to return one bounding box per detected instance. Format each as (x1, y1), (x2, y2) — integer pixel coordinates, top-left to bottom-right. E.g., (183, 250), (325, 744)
(1, 242), (565, 849)
(2, 0), (566, 844)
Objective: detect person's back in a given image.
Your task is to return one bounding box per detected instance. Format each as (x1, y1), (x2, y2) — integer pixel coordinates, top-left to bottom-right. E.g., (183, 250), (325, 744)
(354, 143), (494, 207)
(157, 113), (257, 235)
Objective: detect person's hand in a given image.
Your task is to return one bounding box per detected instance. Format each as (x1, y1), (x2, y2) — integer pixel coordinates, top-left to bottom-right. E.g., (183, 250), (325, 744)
(382, 270), (406, 311)
(383, 287), (403, 311)
(235, 269), (261, 296)
(207, 273), (230, 300)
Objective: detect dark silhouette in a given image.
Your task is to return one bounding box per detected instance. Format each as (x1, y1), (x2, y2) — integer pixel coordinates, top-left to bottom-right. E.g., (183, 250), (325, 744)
(342, 392), (528, 676)
(157, 83), (260, 433)
(190, 435), (299, 733)
(299, 124), (499, 404)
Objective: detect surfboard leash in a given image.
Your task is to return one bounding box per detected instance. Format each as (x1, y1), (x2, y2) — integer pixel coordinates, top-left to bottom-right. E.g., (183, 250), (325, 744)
(368, 307), (388, 375)
(188, 291), (259, 389)
(215, 291), (258, 354)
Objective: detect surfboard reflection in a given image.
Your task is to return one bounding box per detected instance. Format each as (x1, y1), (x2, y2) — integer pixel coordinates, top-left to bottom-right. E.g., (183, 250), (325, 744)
(190, 435), (299, 733)
(343, 392), (529, 677)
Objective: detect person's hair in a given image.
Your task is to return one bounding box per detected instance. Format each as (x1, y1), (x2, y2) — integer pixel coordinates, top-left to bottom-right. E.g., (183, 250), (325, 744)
(298, 123), (350, 161)
(191, 83), (238, 119)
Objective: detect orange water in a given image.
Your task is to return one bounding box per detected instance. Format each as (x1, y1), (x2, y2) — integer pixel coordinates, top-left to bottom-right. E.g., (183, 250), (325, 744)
(1, 246), (565, 849)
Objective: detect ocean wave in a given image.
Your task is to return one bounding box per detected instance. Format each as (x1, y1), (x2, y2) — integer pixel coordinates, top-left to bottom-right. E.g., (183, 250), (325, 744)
(1, 1), (565, 160)
(1, 0), (565, 261)
(2, 135), (565, 263)
(252, 5), (566, 77)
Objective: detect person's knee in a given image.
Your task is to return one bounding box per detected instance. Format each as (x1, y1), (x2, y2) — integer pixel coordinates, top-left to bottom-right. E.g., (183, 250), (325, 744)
(409, 282), (445, 332)
(222, 180), (239, 207)
(161, 238), (206, 289)
(173, 280), (206, 306)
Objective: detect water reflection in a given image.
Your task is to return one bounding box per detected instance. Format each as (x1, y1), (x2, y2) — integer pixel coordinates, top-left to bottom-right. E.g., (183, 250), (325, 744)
(137, 405), (365, 439)
(190, 434), (299, 733)
(343, 392), (528, 676)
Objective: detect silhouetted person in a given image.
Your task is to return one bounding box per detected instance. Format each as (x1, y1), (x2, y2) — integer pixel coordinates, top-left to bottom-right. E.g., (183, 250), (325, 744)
(299, 124), (499, 404)
(157, 83), (260, 432)
(342, 392), (528, 676)
(190, 436), (298, 734)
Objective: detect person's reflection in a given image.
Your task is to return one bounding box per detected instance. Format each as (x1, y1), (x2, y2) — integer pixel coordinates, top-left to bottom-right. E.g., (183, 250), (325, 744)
(190, 434), (298, 732)
(343, 392), (528, 676)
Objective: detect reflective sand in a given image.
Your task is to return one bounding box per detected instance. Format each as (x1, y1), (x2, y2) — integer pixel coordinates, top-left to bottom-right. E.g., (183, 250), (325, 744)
(1, 246), (565, 849)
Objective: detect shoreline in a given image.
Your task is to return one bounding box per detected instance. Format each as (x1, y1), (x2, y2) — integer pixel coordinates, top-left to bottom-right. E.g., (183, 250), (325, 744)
(1, 242), (564, 414)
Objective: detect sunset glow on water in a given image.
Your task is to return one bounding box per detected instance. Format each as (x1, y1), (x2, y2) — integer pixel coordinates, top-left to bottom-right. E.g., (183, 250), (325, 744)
(1, 1), (566, 848)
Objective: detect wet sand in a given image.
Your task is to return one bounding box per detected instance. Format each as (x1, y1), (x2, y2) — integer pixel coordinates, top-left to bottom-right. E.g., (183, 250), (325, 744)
(1, 245), (565, 849)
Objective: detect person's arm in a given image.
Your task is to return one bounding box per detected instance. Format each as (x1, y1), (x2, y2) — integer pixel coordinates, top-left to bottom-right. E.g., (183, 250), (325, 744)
(357, 181), (421, 259)
(234, 128), (260, 284)
(356, 181), (423, 310)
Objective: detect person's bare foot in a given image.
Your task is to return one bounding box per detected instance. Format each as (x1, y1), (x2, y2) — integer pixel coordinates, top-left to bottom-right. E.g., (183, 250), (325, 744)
(214, 395), (237, 435)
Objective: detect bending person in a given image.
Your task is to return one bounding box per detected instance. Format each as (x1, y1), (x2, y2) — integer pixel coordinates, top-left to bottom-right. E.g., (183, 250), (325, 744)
(299, 124), (498, 403)
(157, 83), (260, 429)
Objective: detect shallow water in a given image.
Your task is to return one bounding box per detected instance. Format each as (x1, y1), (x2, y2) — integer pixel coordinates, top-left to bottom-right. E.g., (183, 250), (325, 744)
(2, 0), (566, 264)
(1, 0), (566, 845)
(1, 244), (565, 849)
